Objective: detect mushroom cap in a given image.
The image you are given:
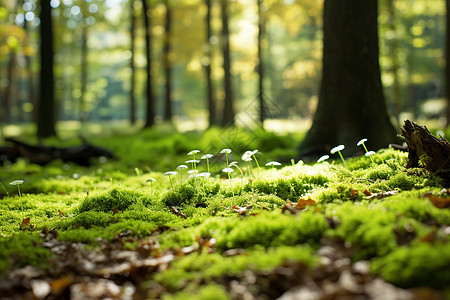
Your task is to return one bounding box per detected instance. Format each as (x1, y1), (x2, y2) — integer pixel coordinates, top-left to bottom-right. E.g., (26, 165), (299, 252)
(163, 171), (177, 176)
(201, 154), (213, 159)
(365, 151), (376, 156)
(145, 178), (156, 182)
(187, 150), (200, 155)
(222, 167), (234, 173)
(265, 161), (281, 166)
(357, 138), (368, 146)
(9, 180), (24, 185)
(330, 145), (345, 154)
(220, 148), (232, 154)
(317, 155), (330, 163)
(177, 165), (188, 170)
(185, 159), (200, 164)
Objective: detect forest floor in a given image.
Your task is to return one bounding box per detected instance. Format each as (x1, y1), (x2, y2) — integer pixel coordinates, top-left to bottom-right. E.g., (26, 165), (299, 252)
(0, 126), (449, 299)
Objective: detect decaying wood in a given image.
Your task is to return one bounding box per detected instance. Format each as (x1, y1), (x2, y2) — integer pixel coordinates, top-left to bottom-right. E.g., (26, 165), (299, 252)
(0, 137), (115, 166)
(401, 120), (450, 186)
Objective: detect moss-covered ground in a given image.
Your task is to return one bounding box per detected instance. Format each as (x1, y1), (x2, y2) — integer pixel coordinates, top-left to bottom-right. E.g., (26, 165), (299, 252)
(0, 127), (449, 299)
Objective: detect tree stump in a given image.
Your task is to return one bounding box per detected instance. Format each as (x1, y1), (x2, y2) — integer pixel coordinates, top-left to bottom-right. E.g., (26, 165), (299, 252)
(401, 120), (450, 186)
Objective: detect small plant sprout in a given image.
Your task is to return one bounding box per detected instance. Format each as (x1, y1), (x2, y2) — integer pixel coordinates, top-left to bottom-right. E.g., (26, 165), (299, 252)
(242, 149), (260, 177)
(357, 138), (375, 164)
(317, 155), (329, 164)
(197, 172), (211, 179)
(185, 159), (200, 172)
(330, 145), (346, 166)
(177, 164), (188, 182)
(265, 161), (281, 175)
(10, 180), (24, 218)
(145, 178), (156, 196)
(201, 154), (213, 173)
(163, 171), (177, 189)
(220, 148), (232, 174)
(9, 180), (24, 197)
(229, 161), (244, 187)
(222, 167), (235, 196)
(222, 167), (234, 180)
(187, 150), (201, 171)
(187, 169), (199, 179)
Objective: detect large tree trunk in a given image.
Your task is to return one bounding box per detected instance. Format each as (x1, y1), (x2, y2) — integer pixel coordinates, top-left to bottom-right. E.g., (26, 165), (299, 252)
(130, 1), (137, 125)
(299, 0), (397, 157)
(142, 0), (155, 128)
(205, 0), (217, 127)
(257, 0), (265, 125)
(37, 0), (57, 138)
(220, 0), (235, 127)
(163, 0), (173, 121)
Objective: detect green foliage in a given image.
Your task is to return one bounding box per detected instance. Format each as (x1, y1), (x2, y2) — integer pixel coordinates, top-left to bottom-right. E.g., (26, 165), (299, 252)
(156, 245), (317, 291)
(78, 187), (148, 213)
(162, 283), (231, 300)
(162, 179), (221, 207)
(371, 242), (450, 288)
(0, 233), (52, 275)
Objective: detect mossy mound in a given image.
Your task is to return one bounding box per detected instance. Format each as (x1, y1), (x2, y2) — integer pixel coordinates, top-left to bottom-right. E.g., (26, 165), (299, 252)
(77, 187), (150, 213)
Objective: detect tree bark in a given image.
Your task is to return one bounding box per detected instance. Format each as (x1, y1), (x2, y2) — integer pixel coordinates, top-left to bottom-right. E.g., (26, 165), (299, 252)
(142, 0), (156, 128)
(220, 0), (235, 127)
(257, 0), (265, 125)
(163, 0), (173, 121)
(299, 0), (397, 157)
(130, 1), (137, 125)
(205, 0), (217, 127)
(401, 120), (450, 186)
(37, 0), (57, 138)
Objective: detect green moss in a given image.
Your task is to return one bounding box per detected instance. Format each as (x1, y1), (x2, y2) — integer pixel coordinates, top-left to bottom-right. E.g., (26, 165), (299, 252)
(0, 233), (52, 275)
(162, 180), (221, 207)
(331, 202), (397, 259)
(78, 187), (148, 213)
(156, 245), (317, 291)
(162, 283), (231, 300)
(248, 172), (328, 202)
(371, 242), (450, 289)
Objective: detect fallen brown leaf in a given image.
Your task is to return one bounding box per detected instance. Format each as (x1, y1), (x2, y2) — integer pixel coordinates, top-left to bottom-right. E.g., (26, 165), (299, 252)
(424, 193), (450, 209)
(20, 217), (34, 229)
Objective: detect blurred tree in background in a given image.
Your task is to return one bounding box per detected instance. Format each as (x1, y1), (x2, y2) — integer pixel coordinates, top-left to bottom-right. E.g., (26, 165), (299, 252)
(299, 0), (397, 156)
(0, 0), (447, 137)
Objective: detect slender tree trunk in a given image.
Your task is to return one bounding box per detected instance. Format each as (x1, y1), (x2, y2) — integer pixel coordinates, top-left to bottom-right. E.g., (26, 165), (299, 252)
(220, 0), (234, 126)
(446, 0), (450, 126)
(163, 0), (173, 121)
(205, 0), (216, 127)
(37, 0), (57, 138)
(142, 0), (155, 128)
(257, 0), (265, 125)
(386, 0), (402, 127)
(130, 1), (137, 124)
(3, 53), (15, 124)
(299, 0), (397, 157)
(80, 24), (88, 123)
(24, 17), (37, 123)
